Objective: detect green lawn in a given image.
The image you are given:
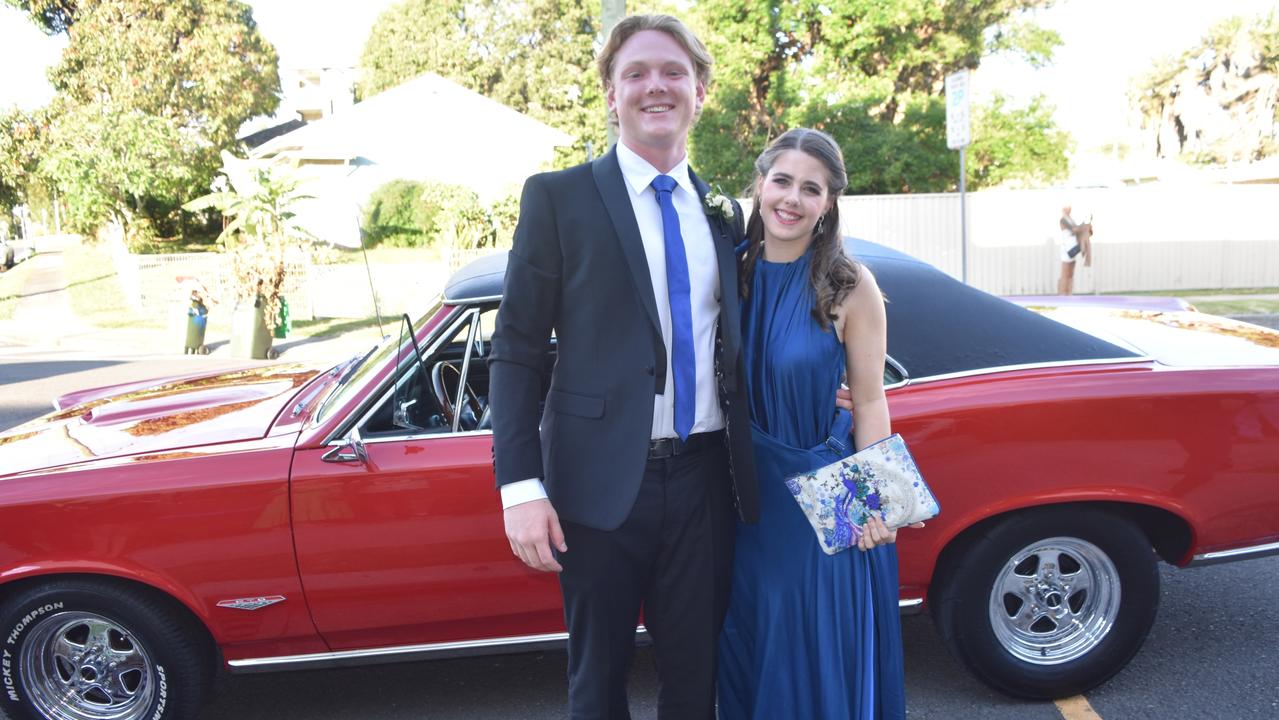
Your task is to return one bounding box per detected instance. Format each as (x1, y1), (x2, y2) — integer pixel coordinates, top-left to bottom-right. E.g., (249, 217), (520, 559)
(1129, 287), (1279, 297)
(60, 238), (408, 342)
(1126, 287), (1279, 315)
(286, 314), (386, 341)
(63, 240), (166, 329)
(0, 257), (39, 321)
(1190, 297), (1279, 316)
(319, 245), (444, 266)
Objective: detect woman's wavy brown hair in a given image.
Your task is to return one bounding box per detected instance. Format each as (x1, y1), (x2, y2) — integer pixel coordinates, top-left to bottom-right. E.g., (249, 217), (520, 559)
(741, 128), (859, 330)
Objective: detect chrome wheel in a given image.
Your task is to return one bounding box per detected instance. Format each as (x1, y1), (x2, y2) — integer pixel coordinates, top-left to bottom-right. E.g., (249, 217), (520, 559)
(988, 536), (1121, 666)
(20, 611), (157, 720)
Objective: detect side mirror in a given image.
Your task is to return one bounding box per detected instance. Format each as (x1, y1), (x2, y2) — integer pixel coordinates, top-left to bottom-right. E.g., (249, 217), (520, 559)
(322, 426), (370, 464)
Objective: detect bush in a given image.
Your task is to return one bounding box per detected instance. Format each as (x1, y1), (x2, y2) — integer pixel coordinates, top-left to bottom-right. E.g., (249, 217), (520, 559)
(420, 181), (489, 250)
(362, 179), (435, 247)
(362, 179), (522, 250)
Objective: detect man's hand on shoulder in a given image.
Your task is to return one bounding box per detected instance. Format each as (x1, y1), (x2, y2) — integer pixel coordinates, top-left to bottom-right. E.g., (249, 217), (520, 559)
(835, 384), (854, 411)
(505, 499), (567, 573)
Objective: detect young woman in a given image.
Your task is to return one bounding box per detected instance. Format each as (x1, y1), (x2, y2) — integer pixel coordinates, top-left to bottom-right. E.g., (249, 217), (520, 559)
(716, 128), (911, 719)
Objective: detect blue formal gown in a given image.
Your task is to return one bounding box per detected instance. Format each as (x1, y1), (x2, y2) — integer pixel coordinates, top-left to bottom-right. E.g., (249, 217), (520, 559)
(717, 251), (906, 719)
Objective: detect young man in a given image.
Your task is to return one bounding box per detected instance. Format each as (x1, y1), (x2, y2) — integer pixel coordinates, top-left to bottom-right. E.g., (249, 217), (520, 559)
(488, 14), (758, 719)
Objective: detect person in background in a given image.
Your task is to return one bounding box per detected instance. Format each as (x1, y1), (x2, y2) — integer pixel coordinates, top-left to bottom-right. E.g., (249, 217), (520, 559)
(1057, 204), (1093, 295)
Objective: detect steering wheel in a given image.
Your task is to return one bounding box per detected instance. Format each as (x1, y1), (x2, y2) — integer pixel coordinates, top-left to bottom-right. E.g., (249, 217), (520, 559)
(431, 361), (484, 430)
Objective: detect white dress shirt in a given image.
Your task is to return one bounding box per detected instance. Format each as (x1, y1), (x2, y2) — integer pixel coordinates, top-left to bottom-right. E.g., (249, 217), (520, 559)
(501, 141), (726, 509)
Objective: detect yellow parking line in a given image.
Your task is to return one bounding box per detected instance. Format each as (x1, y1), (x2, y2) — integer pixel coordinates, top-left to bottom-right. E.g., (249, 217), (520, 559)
(1054, 694), (1102, 719)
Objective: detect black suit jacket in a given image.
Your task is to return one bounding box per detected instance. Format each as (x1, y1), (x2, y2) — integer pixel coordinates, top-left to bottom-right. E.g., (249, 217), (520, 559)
(488, 148), (759, 531)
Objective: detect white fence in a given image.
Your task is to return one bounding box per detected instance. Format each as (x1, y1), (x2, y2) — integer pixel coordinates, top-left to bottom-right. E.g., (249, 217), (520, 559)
(838, 184), (1279, 295)
(106, 238), (314, 322)
(108, 247), (455, 322)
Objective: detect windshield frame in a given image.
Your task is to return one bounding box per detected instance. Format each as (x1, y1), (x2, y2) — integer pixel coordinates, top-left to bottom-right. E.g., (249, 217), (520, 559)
(310, 297), (448, 427)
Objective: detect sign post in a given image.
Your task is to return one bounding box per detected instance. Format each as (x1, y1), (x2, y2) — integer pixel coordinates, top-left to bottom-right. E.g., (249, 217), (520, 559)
(945, 69), (971, 283)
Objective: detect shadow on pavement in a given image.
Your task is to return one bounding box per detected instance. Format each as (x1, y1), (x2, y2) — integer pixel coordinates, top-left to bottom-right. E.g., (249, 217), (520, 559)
(0, 359), (126, 386)
(15, 272), (116, 299)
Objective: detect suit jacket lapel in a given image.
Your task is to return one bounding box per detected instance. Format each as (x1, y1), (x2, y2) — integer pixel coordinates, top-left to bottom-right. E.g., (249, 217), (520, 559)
(593, 149), (671, 394)
(593, 149), (663, 338)
(689, 168), (742, 392)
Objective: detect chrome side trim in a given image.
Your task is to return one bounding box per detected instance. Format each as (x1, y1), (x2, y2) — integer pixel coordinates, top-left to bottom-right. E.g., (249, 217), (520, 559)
(443, 293), (502, 305)
(331, 428), (494, 447)
(231, 602), (927, 672)
(906, 356), (1152, 386)
(1188, 540), (1279, 567)
(228, 631), (576, 673)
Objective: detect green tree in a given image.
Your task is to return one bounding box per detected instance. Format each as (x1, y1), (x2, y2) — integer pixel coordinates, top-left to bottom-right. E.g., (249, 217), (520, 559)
(39, 104), (193, 237)
(359, 0), (606, 167)
(3, 0), (79, 33)
(689, 0), (1068, 193)
(357, 0), (473, 100)
(0, 109), (47, 215)
(29, 0), (279, 237)
(969, 94), (1071, 187)
(1132, 12), (1279, 164)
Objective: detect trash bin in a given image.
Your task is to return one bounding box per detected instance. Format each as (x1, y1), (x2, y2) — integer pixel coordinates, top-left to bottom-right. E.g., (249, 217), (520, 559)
(273, 296), (290, 339)
(184, 295), (209, 354)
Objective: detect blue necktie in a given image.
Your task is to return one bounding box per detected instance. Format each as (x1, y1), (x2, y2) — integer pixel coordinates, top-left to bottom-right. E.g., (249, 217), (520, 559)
(651, 174), (695, 441)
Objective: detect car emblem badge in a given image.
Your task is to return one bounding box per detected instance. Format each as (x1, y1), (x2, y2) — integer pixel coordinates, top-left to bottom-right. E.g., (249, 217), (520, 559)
(216, 595), (287, 611)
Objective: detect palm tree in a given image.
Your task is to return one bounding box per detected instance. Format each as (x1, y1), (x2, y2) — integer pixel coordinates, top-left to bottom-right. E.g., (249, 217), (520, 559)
(184, 168), (314, 358)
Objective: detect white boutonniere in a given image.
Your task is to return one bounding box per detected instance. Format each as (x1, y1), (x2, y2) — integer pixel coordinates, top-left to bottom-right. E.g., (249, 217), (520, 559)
(704, 191), (734, 222)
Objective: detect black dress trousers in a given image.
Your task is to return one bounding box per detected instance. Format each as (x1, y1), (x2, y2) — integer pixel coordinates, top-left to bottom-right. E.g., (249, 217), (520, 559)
(556, 438), (735, 720)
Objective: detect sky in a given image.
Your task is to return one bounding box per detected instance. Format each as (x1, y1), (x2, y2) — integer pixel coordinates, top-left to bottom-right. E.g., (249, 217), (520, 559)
(2, 0), (1277, 154)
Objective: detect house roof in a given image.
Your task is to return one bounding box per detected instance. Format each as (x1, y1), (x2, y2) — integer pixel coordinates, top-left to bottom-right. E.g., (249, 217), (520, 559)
(251, 72), (572, 165)
(239, 118), (307, 149)
(227, 73), (576, 247)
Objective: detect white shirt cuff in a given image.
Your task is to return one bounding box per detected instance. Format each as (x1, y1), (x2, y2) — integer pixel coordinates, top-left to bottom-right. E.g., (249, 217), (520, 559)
(500, 478), (548, 509)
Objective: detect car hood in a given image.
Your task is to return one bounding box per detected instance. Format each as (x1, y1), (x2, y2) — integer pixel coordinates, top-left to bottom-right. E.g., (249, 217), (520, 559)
(1028, 306), (1279, 367)
(0, 363), (328, 477)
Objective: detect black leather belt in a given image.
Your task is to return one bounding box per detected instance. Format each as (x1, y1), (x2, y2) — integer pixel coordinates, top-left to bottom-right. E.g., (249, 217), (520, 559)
(647, 430), (723, 460)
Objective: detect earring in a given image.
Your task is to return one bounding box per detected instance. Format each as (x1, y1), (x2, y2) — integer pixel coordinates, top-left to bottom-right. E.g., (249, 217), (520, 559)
(815, 215), (826, 236)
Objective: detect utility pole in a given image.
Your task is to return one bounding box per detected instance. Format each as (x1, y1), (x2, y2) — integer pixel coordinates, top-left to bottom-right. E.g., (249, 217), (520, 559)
(602, 0), (625, 148)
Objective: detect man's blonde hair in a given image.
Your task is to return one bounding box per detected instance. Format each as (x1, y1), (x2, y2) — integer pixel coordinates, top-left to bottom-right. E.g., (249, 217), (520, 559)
(596, 14), (713, 90)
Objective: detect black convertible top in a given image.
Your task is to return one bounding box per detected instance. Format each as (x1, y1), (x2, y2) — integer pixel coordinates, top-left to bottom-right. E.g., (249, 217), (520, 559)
(443, 239), (1138, 380)
(850, 240), (1138, 378)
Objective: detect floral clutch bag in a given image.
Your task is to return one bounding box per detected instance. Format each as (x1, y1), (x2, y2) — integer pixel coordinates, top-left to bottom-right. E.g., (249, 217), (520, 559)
(784, 434), (939, 555)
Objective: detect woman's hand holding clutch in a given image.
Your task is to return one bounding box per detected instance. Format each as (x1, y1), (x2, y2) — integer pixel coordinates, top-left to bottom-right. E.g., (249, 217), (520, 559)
(857, 516), (925, 551)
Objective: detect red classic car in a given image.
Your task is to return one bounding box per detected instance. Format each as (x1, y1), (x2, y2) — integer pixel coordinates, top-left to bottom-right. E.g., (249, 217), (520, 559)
(0, 240), (1276, 720)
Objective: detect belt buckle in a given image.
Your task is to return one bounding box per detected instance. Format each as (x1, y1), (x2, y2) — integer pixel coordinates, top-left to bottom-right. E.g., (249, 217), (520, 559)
(649, 438), (676, 459)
